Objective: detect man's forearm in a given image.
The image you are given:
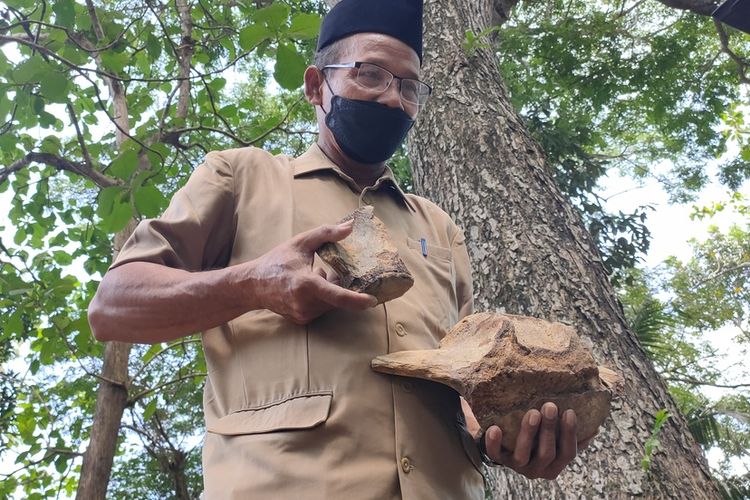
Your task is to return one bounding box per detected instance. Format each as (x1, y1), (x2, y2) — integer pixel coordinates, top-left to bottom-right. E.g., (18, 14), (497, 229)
(88, 261), (256, 344)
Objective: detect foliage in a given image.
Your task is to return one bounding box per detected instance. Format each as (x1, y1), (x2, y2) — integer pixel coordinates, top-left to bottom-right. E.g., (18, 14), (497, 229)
(619, 194), (750, 493)
(496, 0), (749, 283)
(641, 408), (670, 472)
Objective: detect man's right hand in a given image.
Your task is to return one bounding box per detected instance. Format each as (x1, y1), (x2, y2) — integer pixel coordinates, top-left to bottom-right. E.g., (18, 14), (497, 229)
(246, 221), (378, 324)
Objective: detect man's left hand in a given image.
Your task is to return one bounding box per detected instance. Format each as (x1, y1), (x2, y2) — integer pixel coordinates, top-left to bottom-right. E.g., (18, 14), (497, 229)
(480, 402), (590, 480)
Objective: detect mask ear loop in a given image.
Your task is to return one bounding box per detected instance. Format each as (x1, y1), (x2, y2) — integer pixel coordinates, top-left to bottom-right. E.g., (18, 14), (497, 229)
(319, 69), (337, 115)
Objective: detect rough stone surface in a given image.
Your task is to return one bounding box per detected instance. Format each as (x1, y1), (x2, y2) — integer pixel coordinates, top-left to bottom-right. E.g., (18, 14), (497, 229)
(317, 206), (414, 304)
(371, 312), (618, 450)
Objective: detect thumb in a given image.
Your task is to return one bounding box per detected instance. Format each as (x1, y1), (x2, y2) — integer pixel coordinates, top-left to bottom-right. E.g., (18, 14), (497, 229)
(296, 221), (354, 253)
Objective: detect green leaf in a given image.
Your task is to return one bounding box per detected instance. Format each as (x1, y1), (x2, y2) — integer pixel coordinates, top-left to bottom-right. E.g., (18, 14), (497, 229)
(100, 51), (131, 74)
(76, 6), (92, 32)
(0, 50), (8, 73)
(17, 414), (36, 441)
(239, 24), (270, 51)
(40, 72), (70, 103)
(54, 455), (68, 474)
(12, 58), (46, 84)
(102, 195), (133, 234)
(255, 3), (290, 31)
(14, 228), (26, 245)
(143, 399), (158, 420)
(146, 33), (162, 62)
(274, 43), (306, 90)
(32, 95), (45, 116)
(142, 344), (162, 364)
(134, 184), (166, 218)
(40, 135), (62, 156)
(6, 312), (24, 336)
(97, 186), (123, 217)
(53, 251), (73, 266)
(109, 149), (139, 180)
(288, 13), (321, 40)
(52, 0), (76, 28)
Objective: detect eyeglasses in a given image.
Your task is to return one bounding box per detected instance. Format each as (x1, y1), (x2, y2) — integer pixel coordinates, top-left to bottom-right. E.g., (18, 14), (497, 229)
(322, 61), (432, 111)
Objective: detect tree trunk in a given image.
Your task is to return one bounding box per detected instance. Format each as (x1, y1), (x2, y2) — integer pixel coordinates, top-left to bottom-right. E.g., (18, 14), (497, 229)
(76, 341), (132, 499)
(411, 0), (721, 497)
(77, 226), (135, 500)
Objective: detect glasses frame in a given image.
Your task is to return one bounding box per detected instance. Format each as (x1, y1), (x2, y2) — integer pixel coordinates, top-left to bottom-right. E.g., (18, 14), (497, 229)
(321, 61), (433, 109)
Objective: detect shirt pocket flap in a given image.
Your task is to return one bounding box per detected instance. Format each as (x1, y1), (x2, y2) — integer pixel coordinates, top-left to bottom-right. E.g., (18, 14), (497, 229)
(207, 392), (332, 436)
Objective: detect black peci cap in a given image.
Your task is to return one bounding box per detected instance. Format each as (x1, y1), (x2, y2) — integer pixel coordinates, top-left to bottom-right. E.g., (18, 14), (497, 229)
(317, 0), (424, 63)
(712, 0), (750, 35)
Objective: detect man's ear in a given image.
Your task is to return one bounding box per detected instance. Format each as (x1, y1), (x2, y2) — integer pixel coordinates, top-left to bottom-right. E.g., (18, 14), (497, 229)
(304, 66), (324, 106)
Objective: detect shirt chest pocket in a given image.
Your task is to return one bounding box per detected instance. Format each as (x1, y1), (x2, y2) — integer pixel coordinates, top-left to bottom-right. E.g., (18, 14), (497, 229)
(399, 237), (458, 339)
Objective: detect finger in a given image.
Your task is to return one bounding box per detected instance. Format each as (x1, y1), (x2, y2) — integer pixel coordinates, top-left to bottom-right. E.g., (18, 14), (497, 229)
(288, 301), (333, 325)
(554, 409), (578, 467)
(511, 409), (541, 467)
(311, 275), (378, 309)
(297, 221), (354, 253)
(533, 403), (559, 469)
(483, 426), (503, 462)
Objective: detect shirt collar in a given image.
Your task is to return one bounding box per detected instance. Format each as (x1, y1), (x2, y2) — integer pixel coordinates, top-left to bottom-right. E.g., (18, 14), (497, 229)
(292, 144), (416, 212)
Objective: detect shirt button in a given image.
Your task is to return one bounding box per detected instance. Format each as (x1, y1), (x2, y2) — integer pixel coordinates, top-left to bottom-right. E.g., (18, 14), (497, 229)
(402, 381), (413, 392)
(401, 457), (414, 473)
(394, 323), (407, 337)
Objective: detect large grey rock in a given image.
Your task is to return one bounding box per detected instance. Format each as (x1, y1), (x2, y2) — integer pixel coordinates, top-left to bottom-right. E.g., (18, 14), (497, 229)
(372, 312), (619, 450)
(317, 206), (414, 304)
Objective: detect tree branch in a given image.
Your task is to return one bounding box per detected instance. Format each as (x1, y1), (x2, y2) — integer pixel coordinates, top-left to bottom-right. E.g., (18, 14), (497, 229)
(174, 0), (194, 121)
(128, 372), (207, 404)
(66, 102), (95, 170)
(84, 0), (130, 146)
(652, 0), (718, 16)
(129, 337), (202, 384)
(665, 376), (750, 389)
(1, 152), (120, 188)
(713, 19), (750, 85)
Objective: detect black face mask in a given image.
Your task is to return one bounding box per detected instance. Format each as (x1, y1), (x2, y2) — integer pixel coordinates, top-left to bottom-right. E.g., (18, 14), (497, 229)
(323, 94), (415, 164)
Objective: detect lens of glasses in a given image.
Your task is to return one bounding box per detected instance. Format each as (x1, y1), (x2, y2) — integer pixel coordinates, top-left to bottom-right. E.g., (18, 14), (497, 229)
(356, 63), (391, 91)
(354, 63), (431, 111)
(400, 80), (430, 106)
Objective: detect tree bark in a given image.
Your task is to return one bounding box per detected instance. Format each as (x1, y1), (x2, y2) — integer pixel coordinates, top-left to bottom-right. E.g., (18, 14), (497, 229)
(75, 336), (132, 499)
(411, 0), (721, 497)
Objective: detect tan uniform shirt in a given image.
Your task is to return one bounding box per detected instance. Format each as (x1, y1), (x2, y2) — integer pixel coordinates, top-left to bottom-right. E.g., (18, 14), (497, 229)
(112, 145), (484, 499)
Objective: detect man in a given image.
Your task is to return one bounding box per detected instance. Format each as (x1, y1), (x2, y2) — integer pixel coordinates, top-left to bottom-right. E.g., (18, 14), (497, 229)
(89, 0), (585, 497)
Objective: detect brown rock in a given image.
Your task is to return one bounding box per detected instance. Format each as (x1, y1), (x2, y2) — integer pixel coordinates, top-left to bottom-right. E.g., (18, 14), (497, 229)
(317, 206), (414, 304)
(371, 312), (619, 450)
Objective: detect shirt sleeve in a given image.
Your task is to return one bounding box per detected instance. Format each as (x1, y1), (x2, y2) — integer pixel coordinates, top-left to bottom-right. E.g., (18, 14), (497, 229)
(110, 151), (236, 272)
(450, 227), (474, 320)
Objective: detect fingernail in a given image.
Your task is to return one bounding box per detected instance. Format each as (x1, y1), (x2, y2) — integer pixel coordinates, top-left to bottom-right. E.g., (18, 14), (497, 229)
(489, 427), (501, 441)
(529, 412), (541, 426)
(367, 295), (379, 307)
(543, 404), (557, 419)
(564, 409), (576, 425)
